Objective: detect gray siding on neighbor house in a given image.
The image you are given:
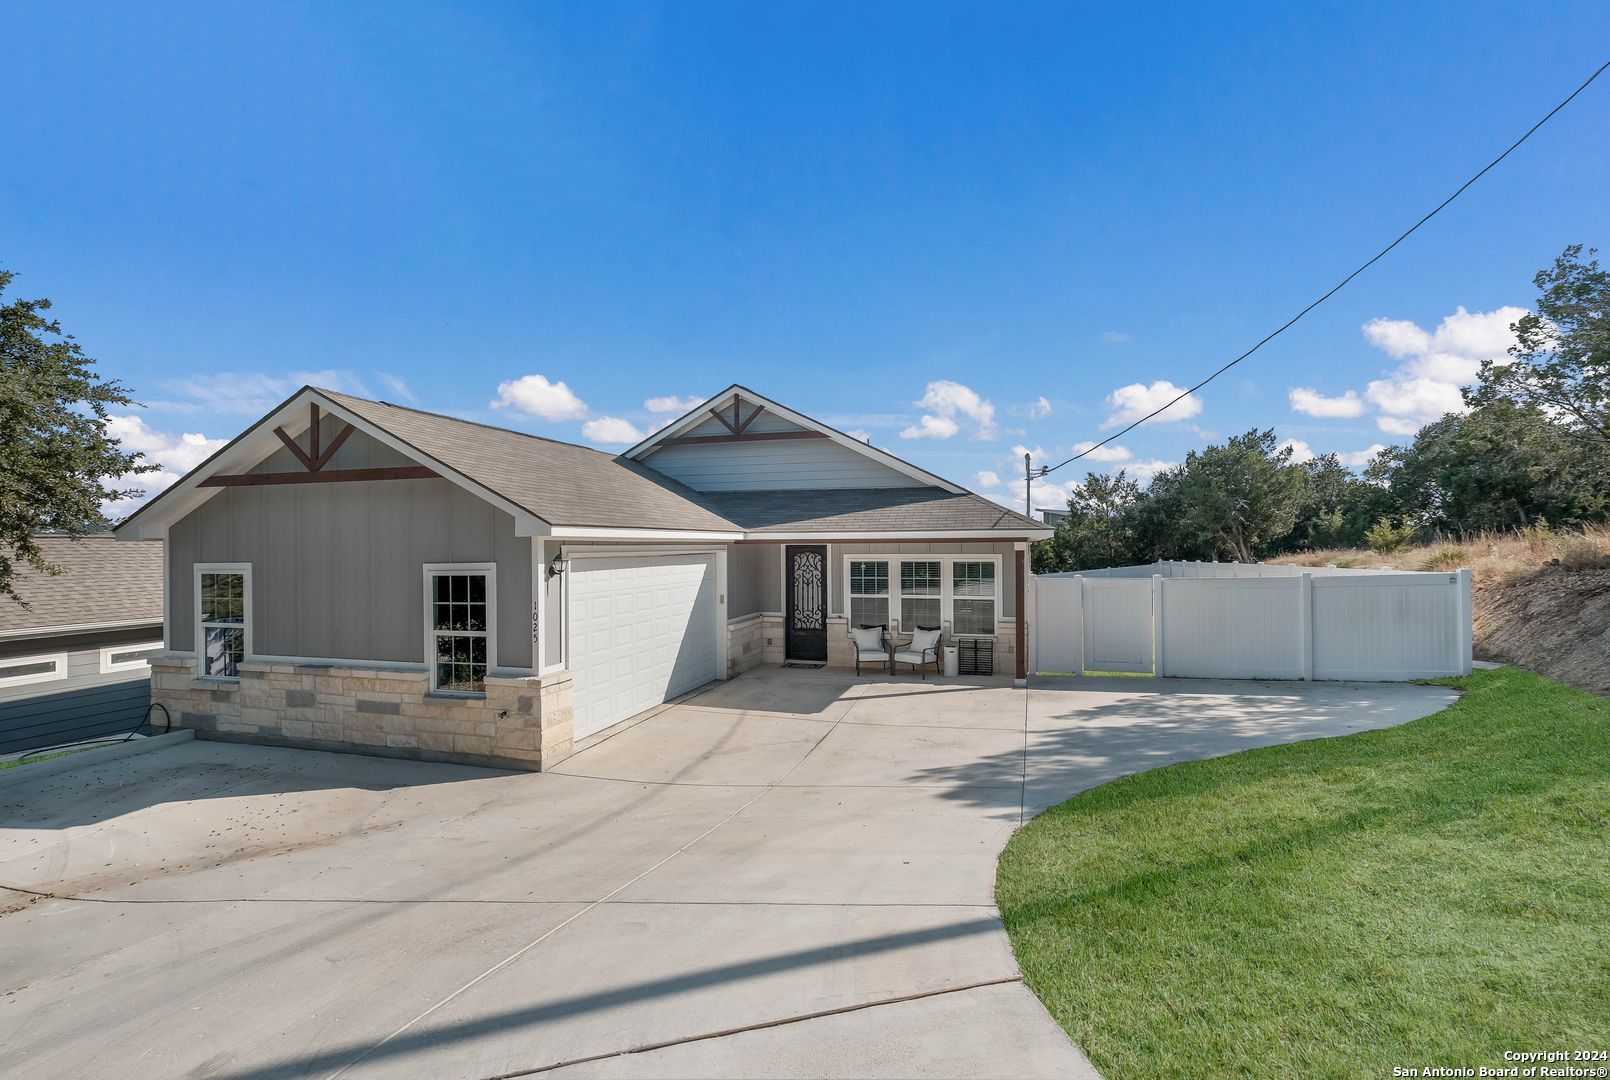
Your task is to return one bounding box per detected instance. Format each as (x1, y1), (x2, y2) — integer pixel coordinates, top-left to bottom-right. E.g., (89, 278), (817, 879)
(0, 627), (164, 753)
(643, 412), (924, 492)
(167, 428), (533, 670)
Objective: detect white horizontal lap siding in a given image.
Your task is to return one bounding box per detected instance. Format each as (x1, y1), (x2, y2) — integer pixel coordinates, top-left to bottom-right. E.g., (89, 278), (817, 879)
(1312, 575), (1462, 679)
(1160, 578), (1304, 679)
(646, 441), (925, 490)
(568, 555), (719, 740)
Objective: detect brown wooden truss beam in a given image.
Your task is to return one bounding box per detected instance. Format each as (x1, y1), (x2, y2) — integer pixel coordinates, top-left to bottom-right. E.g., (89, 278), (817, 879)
(658, 430), (829, 447)
(199, 466), (440, 488)
(707, 398), (765, 435)
(270, 407), (359, 473)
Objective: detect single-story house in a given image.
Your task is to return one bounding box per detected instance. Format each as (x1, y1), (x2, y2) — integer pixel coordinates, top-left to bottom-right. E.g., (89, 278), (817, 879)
(114, 384), (1051, 771)
(1, 534), (164, 753)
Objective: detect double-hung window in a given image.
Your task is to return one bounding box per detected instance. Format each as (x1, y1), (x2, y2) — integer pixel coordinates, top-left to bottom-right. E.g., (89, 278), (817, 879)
(899, 561), (942, 630)
(197, 566), (250, 678)
(951, 561), (997, 637)
(848, 560), (889, 628)
(426, 564), (496, 694)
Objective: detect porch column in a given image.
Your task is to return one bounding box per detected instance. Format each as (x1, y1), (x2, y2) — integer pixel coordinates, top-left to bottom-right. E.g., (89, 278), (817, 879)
(1015, 545), (1027, 687)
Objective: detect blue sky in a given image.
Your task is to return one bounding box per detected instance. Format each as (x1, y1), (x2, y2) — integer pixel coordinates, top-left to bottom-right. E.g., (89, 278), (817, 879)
(4, 2), (1608, 514)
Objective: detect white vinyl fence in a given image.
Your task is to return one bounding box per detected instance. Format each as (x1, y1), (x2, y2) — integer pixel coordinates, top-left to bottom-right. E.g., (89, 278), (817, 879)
(1035, 563), (1472, 681)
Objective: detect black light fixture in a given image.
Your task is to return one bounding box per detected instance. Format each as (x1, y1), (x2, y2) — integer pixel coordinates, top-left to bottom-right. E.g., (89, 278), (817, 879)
(547, 552), (567, 580)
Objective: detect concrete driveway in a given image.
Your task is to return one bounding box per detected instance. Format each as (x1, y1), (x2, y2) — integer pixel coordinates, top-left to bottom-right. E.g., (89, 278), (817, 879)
(0, 668), (1458, 1079)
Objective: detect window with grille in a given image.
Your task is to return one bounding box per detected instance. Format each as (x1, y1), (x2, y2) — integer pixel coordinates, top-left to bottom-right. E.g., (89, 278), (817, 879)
(848, 560), (889, 629)
(430, 572), (489, 693)
(200, 572), (246, 677)
(900, 560), (942, 630)
(951, 561), (997, 637)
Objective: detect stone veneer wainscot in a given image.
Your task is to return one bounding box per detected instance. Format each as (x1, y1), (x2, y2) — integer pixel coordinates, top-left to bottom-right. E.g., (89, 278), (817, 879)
(148, 657), (574, 771)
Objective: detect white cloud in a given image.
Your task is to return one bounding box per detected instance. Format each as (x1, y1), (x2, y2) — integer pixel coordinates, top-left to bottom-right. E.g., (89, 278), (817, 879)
(1102, 331), (1130, 343)
(491, 374), (590, 421)
(645, 395), (705, 414)
(376, 373), (419, 405)
(974, 470), (1002, 489)
(1277, 438), (1316, 464)
(1337, 444), (1387, 467)
(1360, 305), (1527, 431)
(148, 369), (373, 415)
(101, 414), (229, 517)
(899, 413), (960, 440)
(1029, 397), (1052, 419)
(1100, 381), (1203, 429)
(846, 429), (873, 443)
(1375, 415), (1422, 436)
(1069, 440), (1133, 464)
(580, 416), (647, 444)
(1124, 459), (1180, 484)
(900, 380), (997, 441)
(1288, 387), (1366, 418)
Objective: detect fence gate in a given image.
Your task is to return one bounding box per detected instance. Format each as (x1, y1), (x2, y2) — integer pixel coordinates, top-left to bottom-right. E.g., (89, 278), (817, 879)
(1081, 578), (1154, 673)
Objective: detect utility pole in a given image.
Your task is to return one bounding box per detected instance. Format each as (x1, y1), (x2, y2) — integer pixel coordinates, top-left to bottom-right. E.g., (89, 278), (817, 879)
(1025, 452), (1048, 520)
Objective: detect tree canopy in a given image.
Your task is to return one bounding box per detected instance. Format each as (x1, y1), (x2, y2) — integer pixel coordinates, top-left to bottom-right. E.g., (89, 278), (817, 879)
(0, 268), (153, 604)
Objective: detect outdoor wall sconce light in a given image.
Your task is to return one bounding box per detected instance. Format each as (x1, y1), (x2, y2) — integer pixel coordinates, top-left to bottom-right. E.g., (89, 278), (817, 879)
(547, 552), (568, 580)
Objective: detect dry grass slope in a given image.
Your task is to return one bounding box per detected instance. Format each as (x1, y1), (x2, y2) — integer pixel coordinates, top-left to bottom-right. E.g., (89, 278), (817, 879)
(1274, 525), (1610, 697)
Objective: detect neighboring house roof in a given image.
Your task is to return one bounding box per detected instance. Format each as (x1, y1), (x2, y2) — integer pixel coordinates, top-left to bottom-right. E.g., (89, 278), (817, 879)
(0, 535), (163, 637)
(700, 488), (1046, 536)
(321, 392), (742, 534)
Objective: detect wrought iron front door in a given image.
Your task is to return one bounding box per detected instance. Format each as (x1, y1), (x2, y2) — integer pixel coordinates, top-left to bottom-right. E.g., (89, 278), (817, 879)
(784, 545), (828, 663)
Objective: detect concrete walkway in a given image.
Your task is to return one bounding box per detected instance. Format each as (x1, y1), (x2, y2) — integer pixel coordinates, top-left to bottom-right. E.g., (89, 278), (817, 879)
(0, 668), (1458, 1079)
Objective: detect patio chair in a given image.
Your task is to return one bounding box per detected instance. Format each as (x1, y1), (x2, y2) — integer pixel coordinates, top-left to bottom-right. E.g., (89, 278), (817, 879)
(892, 627), (942, 679)
(851, 625), (888, 676)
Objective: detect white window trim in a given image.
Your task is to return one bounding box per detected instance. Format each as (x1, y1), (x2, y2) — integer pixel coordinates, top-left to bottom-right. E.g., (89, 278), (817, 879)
(0, 651), (70, 688)
(840, 554), (1003, 638)
(423, 562), (497, 696)
(100, 641), (166, 674)
(194, 563), (252, 680)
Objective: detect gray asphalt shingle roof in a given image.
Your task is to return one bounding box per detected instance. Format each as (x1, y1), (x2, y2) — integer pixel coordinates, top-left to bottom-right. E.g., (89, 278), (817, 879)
(322, 391), (741, 533)
(0, 535), (163, 634)
(697, 488), (1045, 534)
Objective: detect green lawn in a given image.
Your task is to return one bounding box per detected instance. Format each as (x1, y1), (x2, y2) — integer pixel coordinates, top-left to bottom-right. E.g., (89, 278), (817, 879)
(0, 744), (102, 770)
(997, 667), (1609, 1079)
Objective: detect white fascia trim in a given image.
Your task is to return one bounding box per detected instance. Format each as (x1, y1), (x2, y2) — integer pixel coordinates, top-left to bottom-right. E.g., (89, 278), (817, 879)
(737, 530), (1054, 542)
(112, 386), (552, 539)
(547, 526), (743, 541)
(621, 384), (968, 495)
(0, 618), (164, 640)
(561, 546), (725, 558)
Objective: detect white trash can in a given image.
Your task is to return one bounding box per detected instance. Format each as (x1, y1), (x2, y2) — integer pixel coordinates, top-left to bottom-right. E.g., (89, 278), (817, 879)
(942, 645), (959, 678)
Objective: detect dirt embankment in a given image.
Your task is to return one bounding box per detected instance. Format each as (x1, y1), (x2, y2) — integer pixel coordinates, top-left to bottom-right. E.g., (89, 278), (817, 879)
(1474, 569), (1610, 697)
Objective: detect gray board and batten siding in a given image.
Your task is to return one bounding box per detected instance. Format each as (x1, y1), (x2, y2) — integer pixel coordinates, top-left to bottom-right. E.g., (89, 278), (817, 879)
(165, 428), (533, 671)
(641, 411), (927, 492)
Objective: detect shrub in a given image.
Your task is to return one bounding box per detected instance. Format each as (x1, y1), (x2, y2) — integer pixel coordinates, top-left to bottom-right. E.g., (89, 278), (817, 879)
(1419, 548), (1469, 571)
(1555, 537), (1610, 571)
(1365, 520), (1417, 554)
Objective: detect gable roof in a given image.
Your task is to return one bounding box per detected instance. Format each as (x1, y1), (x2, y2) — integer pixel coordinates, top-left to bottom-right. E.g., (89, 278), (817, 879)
(116, 386), (744, 539)
(0, 535), (163, 638)
(624, 385), (968, 494)
(115, 385), (1050, 541)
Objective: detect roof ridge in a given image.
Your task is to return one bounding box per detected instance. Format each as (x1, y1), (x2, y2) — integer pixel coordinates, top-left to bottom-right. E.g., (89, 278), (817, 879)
(318, 388), (622, 460)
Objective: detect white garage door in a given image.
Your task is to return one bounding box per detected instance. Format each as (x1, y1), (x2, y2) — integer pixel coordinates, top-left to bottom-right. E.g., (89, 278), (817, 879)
(568, 553), (720, 740)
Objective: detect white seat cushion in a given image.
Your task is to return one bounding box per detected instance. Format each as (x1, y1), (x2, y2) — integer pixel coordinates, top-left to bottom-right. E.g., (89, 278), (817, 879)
(892, 651), (930, 665)
(856, 649), (887, 661)
(850, 626), (884, 652)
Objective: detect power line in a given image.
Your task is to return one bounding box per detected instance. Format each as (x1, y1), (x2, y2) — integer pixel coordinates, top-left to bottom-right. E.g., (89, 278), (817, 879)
(1042, 58), (1610, 479)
